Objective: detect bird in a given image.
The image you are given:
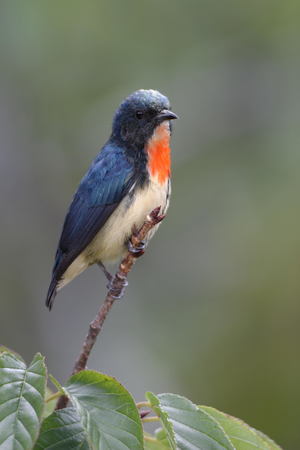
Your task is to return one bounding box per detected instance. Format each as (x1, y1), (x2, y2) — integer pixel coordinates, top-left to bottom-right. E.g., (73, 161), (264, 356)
(46, 89), (178, 310)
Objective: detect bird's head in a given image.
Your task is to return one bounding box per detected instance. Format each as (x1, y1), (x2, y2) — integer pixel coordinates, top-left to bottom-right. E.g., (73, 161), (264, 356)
(111, 89), (178, 151)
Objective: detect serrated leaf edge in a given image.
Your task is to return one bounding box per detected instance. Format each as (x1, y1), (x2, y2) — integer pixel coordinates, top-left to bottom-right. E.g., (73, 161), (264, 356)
(196, 406), (235, 450)
(146, 392), (177, 450)
(0, 352), (47, 448)
(64, 370), (143, 449)
(201, 406), (281, 450)
(155, 393), (234, 450)
(34, 407), (93, 450)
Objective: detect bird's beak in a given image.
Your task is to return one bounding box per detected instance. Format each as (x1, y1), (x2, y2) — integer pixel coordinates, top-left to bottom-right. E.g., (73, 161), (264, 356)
(157, 109), (179, 122)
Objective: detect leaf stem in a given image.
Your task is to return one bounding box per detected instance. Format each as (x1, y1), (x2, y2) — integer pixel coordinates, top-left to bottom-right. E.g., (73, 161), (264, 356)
(136, 401), (151, 409)
(46, 391), (62, 403)
(142, 416), (160, 423)
(144, 435), (159, 443)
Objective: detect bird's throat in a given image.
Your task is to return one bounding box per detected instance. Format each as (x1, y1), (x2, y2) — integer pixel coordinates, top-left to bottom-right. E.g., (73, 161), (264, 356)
(146, 122), (171, 184)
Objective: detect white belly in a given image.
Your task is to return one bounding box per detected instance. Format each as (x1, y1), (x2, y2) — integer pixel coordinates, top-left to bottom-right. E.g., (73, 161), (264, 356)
(86, 177), (170, 262)
(59, 178), (170, 288)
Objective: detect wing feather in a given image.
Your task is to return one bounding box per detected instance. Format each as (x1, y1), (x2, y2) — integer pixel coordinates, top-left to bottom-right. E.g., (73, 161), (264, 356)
(46, 145), (137, 308)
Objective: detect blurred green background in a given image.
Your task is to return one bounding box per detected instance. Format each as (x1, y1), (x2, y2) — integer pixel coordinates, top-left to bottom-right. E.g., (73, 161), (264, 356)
(1, 1), (300, 448)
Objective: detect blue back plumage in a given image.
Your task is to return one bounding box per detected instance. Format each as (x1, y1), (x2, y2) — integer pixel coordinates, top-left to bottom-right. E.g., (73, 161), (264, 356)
(52, 144), (136, 281)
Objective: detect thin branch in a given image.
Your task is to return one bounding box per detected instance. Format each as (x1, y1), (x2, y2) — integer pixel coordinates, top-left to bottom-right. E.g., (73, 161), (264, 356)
(56, 207), (165, 410)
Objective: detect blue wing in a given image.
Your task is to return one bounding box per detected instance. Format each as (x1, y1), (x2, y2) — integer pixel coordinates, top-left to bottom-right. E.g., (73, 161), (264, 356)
(46, 144), (136, 308)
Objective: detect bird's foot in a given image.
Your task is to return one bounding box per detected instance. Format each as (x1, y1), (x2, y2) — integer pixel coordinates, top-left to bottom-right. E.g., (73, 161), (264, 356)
(128, 239), (146, 258)
(97, 262), (113, 282)
(108, 273), (129, 299)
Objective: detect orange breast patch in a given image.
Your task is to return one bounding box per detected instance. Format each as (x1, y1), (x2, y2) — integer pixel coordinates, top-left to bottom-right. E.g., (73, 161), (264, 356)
(146, 122), (171, 184)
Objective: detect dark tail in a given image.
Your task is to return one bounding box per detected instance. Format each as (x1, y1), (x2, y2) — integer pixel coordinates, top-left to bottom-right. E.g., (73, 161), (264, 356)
(46, 276), (58, 310)
(46, 248), (67, 310)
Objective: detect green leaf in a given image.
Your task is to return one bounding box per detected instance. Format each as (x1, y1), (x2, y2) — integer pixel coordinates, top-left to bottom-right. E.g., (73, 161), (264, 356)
(48, 373), (65, 394)
(43, 388), (57, 419)
(144, 441), (168, 450)
(155, 427), (172, 447)
(0, 352), (47, 449)
(201, 406), (282, 450)
(254, 429), (282, 449)
(42, 374), (66, 419)
(146, 392), (177, 450)
(144, 432), (171, 449)
(0, 347), (25, 362)
(64, 370), (143, 450)
(147, 392), (234, 450)
(34, 407), (90, 449)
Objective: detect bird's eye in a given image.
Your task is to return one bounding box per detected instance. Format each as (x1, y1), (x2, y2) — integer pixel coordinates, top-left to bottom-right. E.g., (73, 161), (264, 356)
(136, 110), (144, 119)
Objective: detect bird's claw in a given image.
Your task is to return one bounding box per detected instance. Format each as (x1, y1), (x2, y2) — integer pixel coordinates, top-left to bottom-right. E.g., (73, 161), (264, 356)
(107, 274), (129, 299)
(128, 239), (146, 257)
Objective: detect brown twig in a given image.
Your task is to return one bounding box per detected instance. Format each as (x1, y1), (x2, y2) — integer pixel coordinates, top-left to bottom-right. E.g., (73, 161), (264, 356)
(56, 207), (165, 409)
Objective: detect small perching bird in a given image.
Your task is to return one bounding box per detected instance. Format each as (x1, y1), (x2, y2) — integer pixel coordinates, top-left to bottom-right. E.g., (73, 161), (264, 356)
(46, 89), (178, 309)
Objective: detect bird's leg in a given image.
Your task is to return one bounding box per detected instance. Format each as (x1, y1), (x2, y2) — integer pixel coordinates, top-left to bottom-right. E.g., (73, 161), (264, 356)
(97, 262), (113, 282)
(98, 262), (128, 298)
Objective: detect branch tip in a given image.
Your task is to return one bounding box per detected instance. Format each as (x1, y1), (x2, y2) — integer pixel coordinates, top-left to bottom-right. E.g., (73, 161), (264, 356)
(149, 206), (161, 220)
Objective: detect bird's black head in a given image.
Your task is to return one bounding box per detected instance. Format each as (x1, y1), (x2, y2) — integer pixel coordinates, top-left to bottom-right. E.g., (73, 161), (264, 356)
(111, 89), (178, 151)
